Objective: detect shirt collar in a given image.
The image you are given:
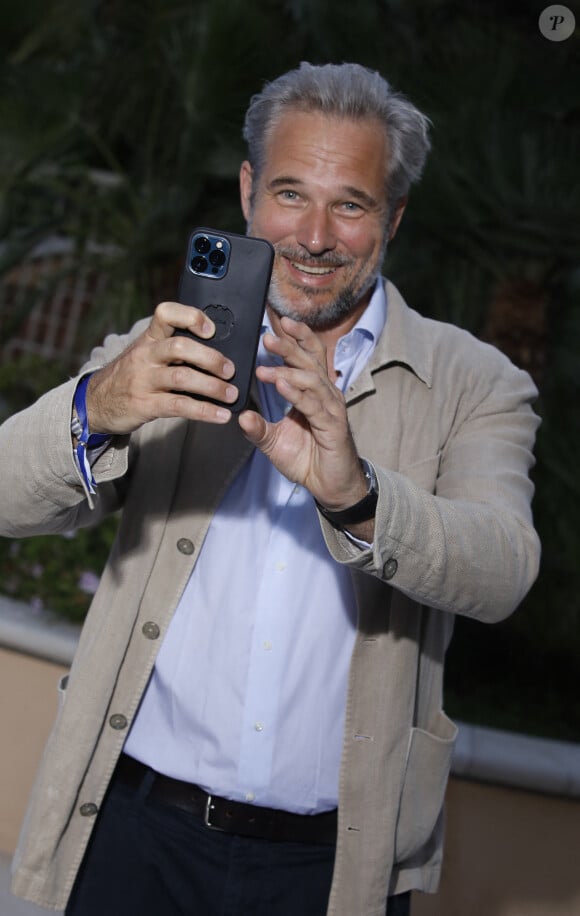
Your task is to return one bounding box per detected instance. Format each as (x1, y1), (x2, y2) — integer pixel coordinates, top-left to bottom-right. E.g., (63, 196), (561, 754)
(258, 278), (387, 408)
(257, 279), (434, 418)
(343, 279), (434, 407)
(339, 276), (387, 346)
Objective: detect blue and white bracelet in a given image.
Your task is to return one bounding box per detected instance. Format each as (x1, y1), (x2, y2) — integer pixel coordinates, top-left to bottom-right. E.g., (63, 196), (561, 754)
(71, 373), (111, 495)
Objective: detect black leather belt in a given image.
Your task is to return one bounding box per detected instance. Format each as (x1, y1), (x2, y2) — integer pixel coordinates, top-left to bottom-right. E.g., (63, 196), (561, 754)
(114, 754), (337, 845)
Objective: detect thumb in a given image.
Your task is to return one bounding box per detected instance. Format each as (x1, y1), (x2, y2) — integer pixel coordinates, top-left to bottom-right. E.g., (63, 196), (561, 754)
(238, 409), (271, 447)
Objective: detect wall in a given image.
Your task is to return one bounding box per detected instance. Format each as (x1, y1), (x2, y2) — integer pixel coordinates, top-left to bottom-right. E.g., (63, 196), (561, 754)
(0, 647), (67, 853)
(414, 779), (580, 916)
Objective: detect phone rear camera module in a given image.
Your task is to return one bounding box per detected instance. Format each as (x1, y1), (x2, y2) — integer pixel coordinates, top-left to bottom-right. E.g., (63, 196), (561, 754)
(191, 255), (208, 273)
(194, 236), (211, 255)
(188, 231), (231, 279)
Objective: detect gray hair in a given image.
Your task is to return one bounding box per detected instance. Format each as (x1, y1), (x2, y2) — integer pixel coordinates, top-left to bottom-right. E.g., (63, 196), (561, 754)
(242, 62), (431, 214)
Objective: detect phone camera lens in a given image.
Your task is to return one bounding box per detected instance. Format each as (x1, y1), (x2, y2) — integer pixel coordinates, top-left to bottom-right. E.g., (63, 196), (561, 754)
(194, 236), (211, 255)
(209, 249), (226, 268)
(191, 255), (208, 273)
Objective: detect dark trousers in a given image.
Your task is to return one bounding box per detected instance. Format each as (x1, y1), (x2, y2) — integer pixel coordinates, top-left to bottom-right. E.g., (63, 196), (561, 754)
(66, 769), (411, 916)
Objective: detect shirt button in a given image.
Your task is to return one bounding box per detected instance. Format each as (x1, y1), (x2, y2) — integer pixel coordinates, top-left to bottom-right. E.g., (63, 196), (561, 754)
(109, 714), (128, 730)
(142, 621), (160, 640)
(79, 803), (98, 817)
(254, 722), (265, 732)
(383, 558), (398, 580)
(176, 538), (195, 555)
(263, 640), (273, 651)
(245, 792), (256, 802)
(275, 561), (286, 572)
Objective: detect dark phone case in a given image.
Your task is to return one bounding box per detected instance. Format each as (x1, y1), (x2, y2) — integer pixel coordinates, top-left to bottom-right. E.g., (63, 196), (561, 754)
(175, 228), (274, 413)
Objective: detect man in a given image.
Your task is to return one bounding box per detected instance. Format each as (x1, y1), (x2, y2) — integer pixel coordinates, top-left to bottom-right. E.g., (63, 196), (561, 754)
(1, 63), (540, 916)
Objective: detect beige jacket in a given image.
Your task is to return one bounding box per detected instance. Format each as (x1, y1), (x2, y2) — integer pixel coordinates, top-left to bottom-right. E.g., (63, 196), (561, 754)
(1, 281), (540, 916)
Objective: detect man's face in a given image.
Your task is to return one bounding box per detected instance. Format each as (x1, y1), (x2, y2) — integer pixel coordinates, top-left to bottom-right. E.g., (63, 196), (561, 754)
(240, 109), (405, 330)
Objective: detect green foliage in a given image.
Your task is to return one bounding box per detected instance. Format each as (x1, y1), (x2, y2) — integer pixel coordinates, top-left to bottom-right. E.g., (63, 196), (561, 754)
(0, 355), (120, 624)
(0, 354), (70, 420)
(444, 617), (580, 742)
(0, 516), (119, 624)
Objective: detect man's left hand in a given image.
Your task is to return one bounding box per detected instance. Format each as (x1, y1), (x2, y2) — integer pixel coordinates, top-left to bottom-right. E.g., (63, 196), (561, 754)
(238, 316), (369, 515)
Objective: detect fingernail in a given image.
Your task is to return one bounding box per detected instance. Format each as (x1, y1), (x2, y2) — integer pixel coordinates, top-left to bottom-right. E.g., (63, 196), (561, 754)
(216, 408), (231, 422)
(223, 360), (235, 376)
(225, 385), (238, 402)
(202, 319), (215, 336)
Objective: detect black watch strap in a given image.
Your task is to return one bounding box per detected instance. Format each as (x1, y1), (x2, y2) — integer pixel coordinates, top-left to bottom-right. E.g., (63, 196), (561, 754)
(315, 460), (378, 528)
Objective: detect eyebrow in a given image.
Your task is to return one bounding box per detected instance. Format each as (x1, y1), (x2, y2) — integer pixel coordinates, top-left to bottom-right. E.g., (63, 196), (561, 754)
(268, 176), (302, 190)
(342, 185), (380, 209)
(267, 177), (381, 210)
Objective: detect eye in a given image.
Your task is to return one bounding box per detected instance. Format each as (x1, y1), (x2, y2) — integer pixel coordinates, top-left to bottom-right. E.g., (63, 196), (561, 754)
(341, 201), (363, 213)
(279, 189), (300, 201)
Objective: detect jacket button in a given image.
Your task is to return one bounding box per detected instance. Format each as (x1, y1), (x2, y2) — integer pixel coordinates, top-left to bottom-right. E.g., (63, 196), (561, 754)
(383, 558), (398, 580)
(177, 538), (194, 555)
(109, 714), (128, 730)
(79, 803), (98, 817)
(142, 621), (160, 640)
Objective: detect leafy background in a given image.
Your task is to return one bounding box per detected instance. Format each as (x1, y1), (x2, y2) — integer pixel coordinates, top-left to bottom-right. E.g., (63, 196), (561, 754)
(1, 0), (579, 740)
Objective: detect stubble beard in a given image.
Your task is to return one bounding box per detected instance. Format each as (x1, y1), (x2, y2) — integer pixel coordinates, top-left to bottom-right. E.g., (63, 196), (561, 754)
(266, 242), (387, 332)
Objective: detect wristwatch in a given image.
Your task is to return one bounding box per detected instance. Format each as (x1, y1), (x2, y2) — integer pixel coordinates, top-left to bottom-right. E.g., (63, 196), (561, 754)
(315, 459), (378, 528)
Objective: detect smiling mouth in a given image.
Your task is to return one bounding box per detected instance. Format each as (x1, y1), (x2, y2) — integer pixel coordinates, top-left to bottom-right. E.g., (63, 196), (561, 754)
(289, 260), (338, 276)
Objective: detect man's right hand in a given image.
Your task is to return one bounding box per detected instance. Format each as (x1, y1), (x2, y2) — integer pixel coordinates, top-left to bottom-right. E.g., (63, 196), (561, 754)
(85, 301), (239, 435)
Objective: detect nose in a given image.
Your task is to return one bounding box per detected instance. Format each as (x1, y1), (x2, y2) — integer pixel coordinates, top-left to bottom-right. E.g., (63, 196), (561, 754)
(295, 206), (337, 255)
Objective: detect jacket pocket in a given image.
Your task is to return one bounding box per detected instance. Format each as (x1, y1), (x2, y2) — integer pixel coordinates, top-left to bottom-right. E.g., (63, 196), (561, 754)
(394, 711), (457, 862)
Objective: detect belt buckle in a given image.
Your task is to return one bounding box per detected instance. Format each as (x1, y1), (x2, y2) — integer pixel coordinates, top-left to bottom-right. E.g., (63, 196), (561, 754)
(204, 794), (224, 832)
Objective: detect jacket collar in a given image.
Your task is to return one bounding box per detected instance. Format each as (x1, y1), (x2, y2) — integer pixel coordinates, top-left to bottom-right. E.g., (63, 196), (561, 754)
(345, 279), (434, 404)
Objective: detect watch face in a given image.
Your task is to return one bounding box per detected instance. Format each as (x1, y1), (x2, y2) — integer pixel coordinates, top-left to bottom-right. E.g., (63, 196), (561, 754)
(360, 458), (377, 495)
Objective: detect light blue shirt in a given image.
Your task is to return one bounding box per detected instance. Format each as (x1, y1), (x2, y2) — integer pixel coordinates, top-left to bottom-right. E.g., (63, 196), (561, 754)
(124, 279), (387, 813)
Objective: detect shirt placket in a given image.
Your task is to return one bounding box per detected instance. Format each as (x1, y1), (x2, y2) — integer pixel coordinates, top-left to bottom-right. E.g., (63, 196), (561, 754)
(236, 472), (308, 800)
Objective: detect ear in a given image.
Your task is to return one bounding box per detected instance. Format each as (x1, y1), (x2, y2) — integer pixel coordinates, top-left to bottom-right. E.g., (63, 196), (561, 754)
(388, 196), (408, 240)
(239, 161), (254, 222)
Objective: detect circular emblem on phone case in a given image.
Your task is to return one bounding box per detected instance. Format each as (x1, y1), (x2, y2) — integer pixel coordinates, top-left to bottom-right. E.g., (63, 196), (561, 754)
(203, 304), (235, 341)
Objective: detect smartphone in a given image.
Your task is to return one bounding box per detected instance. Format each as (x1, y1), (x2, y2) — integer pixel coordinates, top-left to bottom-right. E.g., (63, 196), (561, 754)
(174, 228), (274, 413)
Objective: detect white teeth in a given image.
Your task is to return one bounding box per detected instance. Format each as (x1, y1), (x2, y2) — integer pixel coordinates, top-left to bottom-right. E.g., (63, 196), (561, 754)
(291, 262), (335, 275)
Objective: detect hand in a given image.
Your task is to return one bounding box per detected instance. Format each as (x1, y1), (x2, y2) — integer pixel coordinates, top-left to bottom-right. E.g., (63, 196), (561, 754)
(238, 316), (369, 512)
(85, 301), (239, 435)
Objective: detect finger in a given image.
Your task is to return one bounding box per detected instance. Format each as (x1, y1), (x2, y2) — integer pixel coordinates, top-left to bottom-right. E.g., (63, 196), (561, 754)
(238, 409), (270, 446)
(275, 376), (331, 426)
(153, 391), (233, 425)
(264, 318), (327, 369)
(275, 371), (349, 441)
(263, 332), (326, 374)
(158, 363), (239, 405)
(148, 301), (216, 342)
(162, 333), (236, 380)
(279, 316), (327, 360)
(256, 363), (335, 407)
